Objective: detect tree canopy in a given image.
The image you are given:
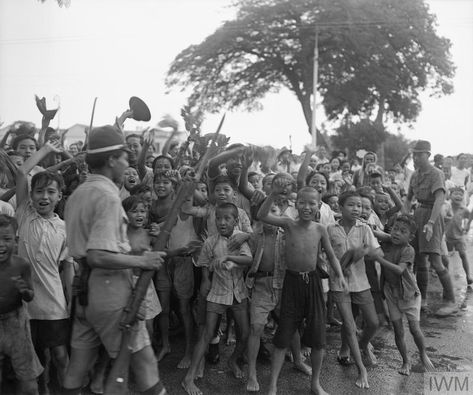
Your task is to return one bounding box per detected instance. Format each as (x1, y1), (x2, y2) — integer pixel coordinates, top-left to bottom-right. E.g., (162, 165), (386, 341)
(166, 0), (455, 133)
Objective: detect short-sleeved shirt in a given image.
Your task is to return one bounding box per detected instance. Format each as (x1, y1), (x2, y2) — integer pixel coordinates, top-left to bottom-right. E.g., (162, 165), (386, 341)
(196, 230), (252, 305)
(16, 200), (69, 320)
(65, 174), (133, 311)
(246, 228), (286, 290)
(327, 220), (380, 292)
(381, 242), (419, 301)
(408, 165), (445, 205)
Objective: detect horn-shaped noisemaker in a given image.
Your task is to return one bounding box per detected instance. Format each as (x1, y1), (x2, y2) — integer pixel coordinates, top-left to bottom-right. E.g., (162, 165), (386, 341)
(129, 96), (151, 122)
(35, 95), (58, 120)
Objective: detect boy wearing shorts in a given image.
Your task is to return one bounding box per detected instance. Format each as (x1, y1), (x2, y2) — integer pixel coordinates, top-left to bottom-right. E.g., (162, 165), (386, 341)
(327, 191), (382, 389)
(377, 214), (435, 375)
(258, 184), (346, 395)
(182, 203), (252, 395)
(16, 141), (72, 391)
(0, 214), (42, 395)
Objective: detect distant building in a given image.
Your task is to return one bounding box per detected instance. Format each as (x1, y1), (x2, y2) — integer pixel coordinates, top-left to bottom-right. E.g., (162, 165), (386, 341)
(63, 124), (186, 152)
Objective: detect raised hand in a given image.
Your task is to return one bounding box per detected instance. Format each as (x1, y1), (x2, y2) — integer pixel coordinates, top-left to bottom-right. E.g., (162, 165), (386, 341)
(45, 139), (63, 153)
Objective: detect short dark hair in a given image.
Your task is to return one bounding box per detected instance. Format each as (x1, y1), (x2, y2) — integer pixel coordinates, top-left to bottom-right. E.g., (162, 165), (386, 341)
(215, 202), (238, 219)
(322, 192), (338, 204)
(306, 171), (329, 187)
(357, 188), (374, 204)
(248, 172), (259, 180)
(152, 155), (175, 170)
(370, 171), (383, 179)
(126, 134), (144, 145)
(31, 171), (64, 193)
(86, 149), (125, 171)
(297, 186), (319, 199)
(0, 214), (18, 234)
(12, 134), (38, 151)
(449, 186), (465, 195)
(457, 153), (466, 160)
(129, 184), (152, 196)
(272, 172), (296, 190)
(394, 214), (417, 235)
(262, 173), (276, 185)
(213, 175), (236, 190)
(122, 195), (146, 213)
(339, 190), (360, 207)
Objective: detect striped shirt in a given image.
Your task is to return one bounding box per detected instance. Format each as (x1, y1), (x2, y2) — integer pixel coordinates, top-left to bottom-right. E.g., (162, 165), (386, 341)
(327, 220), (380, 292)
(197, 230), (252, 305)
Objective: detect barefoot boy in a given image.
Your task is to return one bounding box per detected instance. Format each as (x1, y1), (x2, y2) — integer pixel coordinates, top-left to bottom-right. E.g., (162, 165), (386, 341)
(182, 202), (252, 395)
(377, 214), (435, 375)
(258, 184), (347, 395)
(0, 215), (43, 395)
(327, 191), (381, 389)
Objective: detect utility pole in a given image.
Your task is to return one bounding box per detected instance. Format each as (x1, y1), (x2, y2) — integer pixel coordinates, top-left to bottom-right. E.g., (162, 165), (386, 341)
(311, 28), (319, 149)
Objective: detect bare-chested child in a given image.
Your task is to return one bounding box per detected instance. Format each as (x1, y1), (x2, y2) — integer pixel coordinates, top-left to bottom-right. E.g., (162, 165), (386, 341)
(0, 215), (43, 395)
(257, 183), (347, 395)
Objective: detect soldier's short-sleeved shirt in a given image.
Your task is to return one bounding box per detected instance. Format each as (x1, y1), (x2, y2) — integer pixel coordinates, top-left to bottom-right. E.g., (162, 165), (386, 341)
(64, 174), (133, 311)
(408, 165), (445, 205)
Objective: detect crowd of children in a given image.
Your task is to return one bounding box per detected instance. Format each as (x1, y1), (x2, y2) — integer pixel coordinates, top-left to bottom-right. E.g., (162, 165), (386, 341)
(0, 115), (472, 395)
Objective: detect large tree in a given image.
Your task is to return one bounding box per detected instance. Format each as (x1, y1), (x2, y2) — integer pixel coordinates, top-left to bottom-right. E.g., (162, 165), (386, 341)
(166, 0), (454, 132)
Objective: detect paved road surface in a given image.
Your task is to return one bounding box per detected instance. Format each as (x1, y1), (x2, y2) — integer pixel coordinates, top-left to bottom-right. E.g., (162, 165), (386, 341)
(159, 243), (473, 395)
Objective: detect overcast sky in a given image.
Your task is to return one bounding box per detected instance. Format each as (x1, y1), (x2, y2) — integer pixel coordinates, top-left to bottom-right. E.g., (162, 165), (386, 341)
(0, 0), (472, 155)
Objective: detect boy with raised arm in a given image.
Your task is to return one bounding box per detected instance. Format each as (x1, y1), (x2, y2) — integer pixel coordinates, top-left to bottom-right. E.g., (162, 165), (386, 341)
(257, 181), (347, 395)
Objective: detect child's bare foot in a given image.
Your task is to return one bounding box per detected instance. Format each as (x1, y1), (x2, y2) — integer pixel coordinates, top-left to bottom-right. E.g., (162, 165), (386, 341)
(178, 354), (192, 369)
(362, 346), (377, 366)
(228, 358), (244, 379)
(310, 382), (329, 395)
(182, 378), (202, 395)
(157, 344), (171, 362)
(421, 353), (435, 372)
(246, 375), (260, 392)
(355, 368), (370, 389)
(196, 359), (205, 379)
(398, 362), (411, 376)
(294, 360), (312, 376)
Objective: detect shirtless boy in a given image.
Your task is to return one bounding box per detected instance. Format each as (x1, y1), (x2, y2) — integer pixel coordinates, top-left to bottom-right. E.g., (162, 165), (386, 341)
(258, 183), (347, 395)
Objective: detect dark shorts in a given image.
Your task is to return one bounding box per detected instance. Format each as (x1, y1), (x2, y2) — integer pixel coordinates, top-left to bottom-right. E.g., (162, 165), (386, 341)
(273, 270), (326, 350)
(0, 308), (43, 381)
(30, 319), (69, 349)
(413, 206), (444, 255)
(155, 256), (194, 299)
(446, 238), (467, 254)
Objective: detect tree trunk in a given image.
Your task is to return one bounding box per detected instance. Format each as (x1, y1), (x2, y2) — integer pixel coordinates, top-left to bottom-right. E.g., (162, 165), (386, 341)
(375, 97), (385, 168)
